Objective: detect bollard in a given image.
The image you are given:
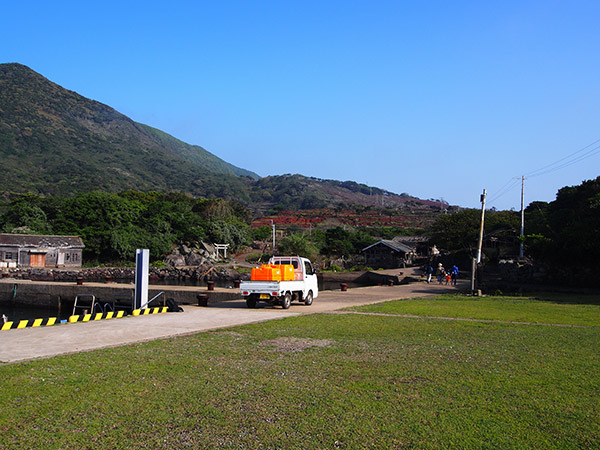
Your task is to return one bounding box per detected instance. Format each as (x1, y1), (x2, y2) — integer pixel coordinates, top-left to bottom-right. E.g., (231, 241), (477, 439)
(234, 279), (241, 288)
(76, 276), (83, 286)
(197, 294), (209, 307)
(340, 283), (348, 292)
(207, 281), (215, 291)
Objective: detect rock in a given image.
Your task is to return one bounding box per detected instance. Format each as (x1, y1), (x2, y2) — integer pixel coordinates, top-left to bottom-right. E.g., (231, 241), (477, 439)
(164, 248), (186, 267)
(184, 252), (204, 266)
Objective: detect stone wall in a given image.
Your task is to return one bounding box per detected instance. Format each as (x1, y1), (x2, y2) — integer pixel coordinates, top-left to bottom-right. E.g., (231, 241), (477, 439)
(486, 259), (595, 290)
(1, 264), (247, 284)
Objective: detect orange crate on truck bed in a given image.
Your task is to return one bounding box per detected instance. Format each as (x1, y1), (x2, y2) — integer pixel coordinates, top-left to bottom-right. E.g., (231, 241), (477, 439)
(279, 264), (295, 281)
(251, 265), (282, 281)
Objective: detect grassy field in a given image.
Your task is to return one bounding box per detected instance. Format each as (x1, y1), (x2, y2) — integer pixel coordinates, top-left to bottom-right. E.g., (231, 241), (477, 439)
(0, 295), (598, 449)
(349, 293), (600, 326)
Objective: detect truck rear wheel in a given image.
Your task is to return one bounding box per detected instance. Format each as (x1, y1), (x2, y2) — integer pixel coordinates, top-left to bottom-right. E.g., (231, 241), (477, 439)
(304, 290), (313, 306)
(281, 292), (291, 309)
(246, 295), (257, 308)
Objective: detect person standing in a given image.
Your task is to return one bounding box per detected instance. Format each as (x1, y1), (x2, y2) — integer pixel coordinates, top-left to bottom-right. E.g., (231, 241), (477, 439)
(451, 265), (459, 285)
(425, 264), (433, 283)
(436, 263), (445, 284)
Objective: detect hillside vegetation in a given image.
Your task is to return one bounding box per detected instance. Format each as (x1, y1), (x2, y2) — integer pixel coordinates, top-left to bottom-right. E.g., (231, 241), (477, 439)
(0, 191), (390, 264)
(0, 63), (443, 219)
(0, 63), (256, 197)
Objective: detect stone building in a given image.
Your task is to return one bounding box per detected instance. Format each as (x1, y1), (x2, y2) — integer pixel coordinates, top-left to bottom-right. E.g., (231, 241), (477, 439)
(0, 234), (85, 268)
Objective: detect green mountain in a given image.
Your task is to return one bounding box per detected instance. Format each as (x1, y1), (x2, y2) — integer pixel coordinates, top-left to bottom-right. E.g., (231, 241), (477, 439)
(0, 63), (258, 198)
(0, 63), (442, 218)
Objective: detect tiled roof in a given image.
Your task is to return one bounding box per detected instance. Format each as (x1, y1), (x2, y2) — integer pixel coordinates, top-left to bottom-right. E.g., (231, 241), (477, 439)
(0, 234), (85, 248)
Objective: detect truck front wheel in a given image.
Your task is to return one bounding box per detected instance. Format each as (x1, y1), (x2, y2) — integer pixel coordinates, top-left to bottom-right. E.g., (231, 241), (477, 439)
(281, 292), (291, 309)
(304, 290), (313, 306)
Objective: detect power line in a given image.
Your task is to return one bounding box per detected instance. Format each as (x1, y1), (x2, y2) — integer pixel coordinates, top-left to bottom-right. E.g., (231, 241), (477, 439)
(487, 137), (600, 206)
(487, 178), (520, 204)
(525, 138), (600, 178)
(527, 144), (600, 178)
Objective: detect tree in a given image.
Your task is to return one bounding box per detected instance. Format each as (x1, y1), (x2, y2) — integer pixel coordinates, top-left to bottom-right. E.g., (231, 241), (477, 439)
(524, 176), (600, 264)
(52, 191), (144, 260)
(277, 233), (319, 260)
(428, 209), (481, 252)
(1, 194), (50, 234)
(206, 220), (250, 252)
(321, 227), (354, 258)
(250, 226), (272, 242)
(428, 209), (519, 254)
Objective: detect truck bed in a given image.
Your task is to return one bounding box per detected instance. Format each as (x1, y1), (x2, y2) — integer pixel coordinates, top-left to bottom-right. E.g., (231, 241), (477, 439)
(239, 279), (306, 294)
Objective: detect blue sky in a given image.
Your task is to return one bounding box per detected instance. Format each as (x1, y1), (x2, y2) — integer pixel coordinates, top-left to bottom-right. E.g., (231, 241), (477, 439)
(3, 0), (599, 210)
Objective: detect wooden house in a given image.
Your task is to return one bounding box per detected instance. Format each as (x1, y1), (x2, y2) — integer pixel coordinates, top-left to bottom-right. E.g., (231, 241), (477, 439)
(391, 236), (431, 256)
(361, 238), (417, 269)
(0, 234), (85, 268)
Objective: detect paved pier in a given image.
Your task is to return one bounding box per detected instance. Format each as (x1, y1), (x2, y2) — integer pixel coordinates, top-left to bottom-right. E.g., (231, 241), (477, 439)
(0, 270), (465, 364)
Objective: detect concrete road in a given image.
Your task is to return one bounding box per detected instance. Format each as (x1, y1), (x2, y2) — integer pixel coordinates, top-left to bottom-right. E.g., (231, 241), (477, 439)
(0, 275), (464, 364)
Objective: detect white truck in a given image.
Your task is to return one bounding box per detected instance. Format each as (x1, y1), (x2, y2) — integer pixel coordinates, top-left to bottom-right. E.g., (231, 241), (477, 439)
(240, 256), (318, 309)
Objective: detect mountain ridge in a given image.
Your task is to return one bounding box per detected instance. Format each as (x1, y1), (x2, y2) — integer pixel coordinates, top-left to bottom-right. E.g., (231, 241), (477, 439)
(0, 63), (258, 194)
(0, 63), (444, 219)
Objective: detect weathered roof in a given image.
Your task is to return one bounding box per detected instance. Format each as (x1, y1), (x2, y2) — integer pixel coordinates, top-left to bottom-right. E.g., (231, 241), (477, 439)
(361, 239), (414, 254)
(0, 234), (85, 248)
(392, 236), (429, 243)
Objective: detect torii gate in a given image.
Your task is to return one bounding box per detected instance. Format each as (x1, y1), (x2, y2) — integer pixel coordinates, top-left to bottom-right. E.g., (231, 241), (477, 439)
(214, 243), (229, 259)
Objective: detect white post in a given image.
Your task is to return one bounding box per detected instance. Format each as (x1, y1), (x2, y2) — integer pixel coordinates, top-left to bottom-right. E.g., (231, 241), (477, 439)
(520, 176), (525, 259)
(476, 189), (486, 264)
(271, 220), (276, 255)
(134, 249), (149, 310)
(471, 257), (477, 294)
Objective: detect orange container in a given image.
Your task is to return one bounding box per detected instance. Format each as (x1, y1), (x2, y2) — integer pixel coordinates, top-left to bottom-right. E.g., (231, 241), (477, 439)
(251, 265), (282, 281)
(279, 264), (295, 281)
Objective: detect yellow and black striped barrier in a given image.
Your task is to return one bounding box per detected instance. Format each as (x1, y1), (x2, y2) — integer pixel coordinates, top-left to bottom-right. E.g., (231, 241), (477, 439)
(67, 310), (127, 323)
(1, 317), (57, 331)
(1, 306), (169, 330)
(132, 306), (168, 316)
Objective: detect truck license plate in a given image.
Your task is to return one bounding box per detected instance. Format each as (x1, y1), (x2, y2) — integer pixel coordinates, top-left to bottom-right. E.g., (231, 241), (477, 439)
(259, 294), (270, 299)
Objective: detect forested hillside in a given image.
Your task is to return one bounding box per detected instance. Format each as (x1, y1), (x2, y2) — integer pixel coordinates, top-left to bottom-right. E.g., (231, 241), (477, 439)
(524, 176), (600, 265)
(0, 63), (257, 197)
(0, 191), (388, 264)
(0, 63), (442, 218)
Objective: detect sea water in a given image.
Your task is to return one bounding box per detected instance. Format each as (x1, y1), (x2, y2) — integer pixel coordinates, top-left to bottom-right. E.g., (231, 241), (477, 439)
(1, 304), (71, 323)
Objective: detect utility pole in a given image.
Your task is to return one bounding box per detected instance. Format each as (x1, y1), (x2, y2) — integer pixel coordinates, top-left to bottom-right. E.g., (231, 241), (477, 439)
(271, 220), (276, 256)
(472, 189), (486, 296)
(516, 176), (526, 259)
(476, 189), (486, 264)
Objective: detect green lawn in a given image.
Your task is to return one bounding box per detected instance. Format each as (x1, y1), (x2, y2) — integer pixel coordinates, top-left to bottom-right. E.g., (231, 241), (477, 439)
(0, 296), (598, 449)
(350, 293), (600, 327)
